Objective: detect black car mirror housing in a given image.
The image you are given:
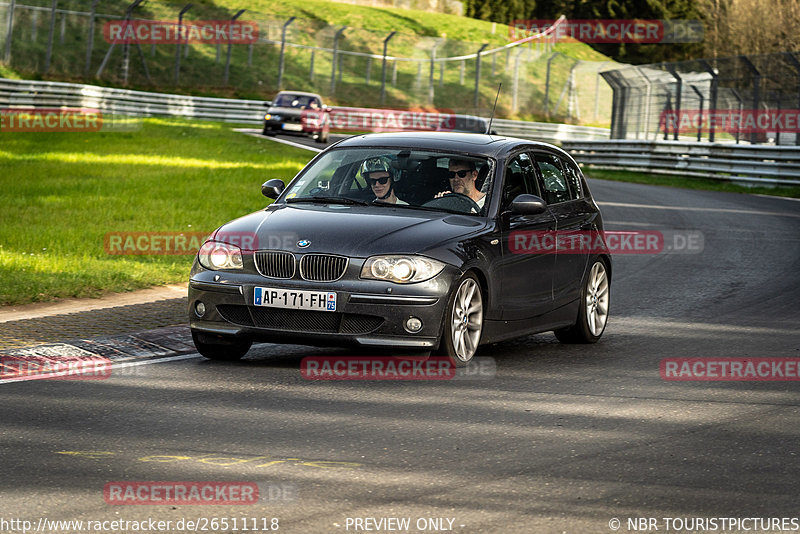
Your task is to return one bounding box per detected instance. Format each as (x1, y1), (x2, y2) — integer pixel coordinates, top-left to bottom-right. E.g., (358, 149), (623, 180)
(510, 194), (547, 215)
(262, 179), (286, 199)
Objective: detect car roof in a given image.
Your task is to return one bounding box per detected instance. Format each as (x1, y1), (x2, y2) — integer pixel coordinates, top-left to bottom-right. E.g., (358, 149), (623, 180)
(333, 132), (566, 159)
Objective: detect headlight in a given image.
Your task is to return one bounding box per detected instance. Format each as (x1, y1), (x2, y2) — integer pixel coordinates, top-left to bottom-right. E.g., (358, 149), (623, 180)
(361, 255), (446, 283)
(264, 114), (271, 120)
(198, 240), (243, 270)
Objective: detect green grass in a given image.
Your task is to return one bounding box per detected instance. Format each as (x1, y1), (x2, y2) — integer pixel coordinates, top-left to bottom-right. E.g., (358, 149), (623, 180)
(585, 169), (800, 198)
(0, 64), (21, 79)
(0, 118), (312, 306)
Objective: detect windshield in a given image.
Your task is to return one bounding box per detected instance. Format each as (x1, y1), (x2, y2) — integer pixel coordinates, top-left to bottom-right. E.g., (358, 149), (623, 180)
(282, 148), (493, 215)
(273, 93), (320, 109)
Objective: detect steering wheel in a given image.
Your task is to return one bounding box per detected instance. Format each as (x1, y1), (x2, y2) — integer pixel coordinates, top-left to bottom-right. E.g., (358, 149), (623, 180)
(422, 192), (481, 214)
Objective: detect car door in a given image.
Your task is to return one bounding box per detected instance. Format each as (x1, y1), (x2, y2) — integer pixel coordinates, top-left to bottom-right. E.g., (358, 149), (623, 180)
(532, 151), (594, 307)
(498, 151), (557, 321)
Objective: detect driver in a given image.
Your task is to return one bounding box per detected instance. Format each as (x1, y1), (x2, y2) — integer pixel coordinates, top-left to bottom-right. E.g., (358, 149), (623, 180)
(436, 158), (486, 211)
(360, 157), (408, 205)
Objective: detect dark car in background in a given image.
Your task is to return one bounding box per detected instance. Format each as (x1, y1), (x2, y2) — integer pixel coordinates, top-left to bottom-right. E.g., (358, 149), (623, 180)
(189, 133), (611, 365)
(437, 114), (493, 134)
(262, 90), (330, 143)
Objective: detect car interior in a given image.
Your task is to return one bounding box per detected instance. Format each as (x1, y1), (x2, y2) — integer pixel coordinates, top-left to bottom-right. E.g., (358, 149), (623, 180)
(274, 94), (320, 109)
(328, 153), (492, 214)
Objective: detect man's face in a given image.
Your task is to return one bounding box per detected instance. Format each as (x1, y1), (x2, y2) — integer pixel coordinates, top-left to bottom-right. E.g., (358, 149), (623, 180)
(368, 171), (391, 198)
(448, 164), (477, 196)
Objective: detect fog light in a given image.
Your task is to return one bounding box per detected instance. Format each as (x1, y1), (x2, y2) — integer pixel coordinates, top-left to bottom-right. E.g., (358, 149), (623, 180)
(404, 316), (423, 333)
(195, 301), (206, 317)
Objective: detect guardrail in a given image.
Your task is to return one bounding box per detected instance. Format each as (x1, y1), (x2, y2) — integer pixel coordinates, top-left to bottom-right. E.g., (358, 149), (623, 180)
(563, 140), (800, 186)
(8, 77), (796, 186)
(0, 77), (609, 143)
(491, 118), (609, 142)
(0, 78), (267, 123)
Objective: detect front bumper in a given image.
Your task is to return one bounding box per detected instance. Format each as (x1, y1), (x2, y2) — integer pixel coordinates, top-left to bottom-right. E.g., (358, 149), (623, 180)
(188, 267), (458, 349)
(262, 120), (320, 136)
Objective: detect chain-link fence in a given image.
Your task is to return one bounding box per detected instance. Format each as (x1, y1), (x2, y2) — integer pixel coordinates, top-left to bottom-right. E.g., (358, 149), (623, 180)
(0, 0), (616, 125)
(601, 53), (800, 145)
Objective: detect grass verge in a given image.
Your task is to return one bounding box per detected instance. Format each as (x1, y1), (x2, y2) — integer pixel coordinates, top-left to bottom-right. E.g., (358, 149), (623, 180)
(0, 118), (312, 306)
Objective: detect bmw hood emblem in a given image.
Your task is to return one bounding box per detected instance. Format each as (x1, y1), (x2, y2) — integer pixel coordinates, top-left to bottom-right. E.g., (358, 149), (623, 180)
(297, 239), (311, 248)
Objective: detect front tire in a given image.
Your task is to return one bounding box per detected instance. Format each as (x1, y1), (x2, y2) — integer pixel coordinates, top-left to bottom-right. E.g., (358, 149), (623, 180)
(554, 259), (610, 343)
(438, 272), (484, 367)
(192, 331), (252, 361)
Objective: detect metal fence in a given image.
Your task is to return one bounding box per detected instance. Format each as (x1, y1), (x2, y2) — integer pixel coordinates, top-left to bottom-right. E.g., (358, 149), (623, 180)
(601, 52), (800, 145)
(564, 140), (800, 185)
(0, 0), (617, 124)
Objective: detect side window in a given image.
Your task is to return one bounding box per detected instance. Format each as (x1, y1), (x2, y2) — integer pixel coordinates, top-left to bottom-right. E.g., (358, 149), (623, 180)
(503, 152), (538, 207)
(560, 156), (584, 199)
(534, 153), (571, 205)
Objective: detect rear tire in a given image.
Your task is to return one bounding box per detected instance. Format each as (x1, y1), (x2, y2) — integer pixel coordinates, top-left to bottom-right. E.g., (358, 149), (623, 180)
(192, 331), (252, 361)
(437, 272), (484, 367)
(554, 259), (610, 343)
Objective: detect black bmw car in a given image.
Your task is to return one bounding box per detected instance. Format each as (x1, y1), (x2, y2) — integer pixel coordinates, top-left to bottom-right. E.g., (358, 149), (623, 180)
(189, 132), (611, 365)
(262, 90), (330, 143)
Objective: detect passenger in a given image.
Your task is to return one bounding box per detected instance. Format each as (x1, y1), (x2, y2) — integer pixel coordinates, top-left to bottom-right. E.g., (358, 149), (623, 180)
(361, 157), (408, 205)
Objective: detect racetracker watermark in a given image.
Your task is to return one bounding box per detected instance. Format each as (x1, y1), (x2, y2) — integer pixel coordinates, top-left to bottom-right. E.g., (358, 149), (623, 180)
(509, 230), (703, 255)
(1, 108), (101, 132)
(0, 355), (111, 380)
(103, 20), (259, 44)
(0, 108), (141, 133)
(103, 231), (284, 255)
(661, 358), (800, 381)
(509, 19), (703, 43)
(661, 109), (800, 134)
(301, 356), (496, 380)
(102, 481), (292, 505)
(324, 107), (455, 133)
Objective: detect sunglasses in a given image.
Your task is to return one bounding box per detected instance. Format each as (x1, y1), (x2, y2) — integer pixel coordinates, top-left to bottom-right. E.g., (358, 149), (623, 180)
(448, 169), (473, 179)
(367, 176), (390, 185)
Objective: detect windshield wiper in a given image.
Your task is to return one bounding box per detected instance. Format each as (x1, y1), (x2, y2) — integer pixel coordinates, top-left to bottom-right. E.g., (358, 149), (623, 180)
(287, 196), (370, 206)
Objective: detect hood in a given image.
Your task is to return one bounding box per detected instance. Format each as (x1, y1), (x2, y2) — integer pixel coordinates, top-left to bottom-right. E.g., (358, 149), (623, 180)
(212, 204), (485, 259)
(266, 106), (304, 118)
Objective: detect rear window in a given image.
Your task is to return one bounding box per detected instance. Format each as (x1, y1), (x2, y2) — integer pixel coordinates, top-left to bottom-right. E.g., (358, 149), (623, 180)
(534, 153), (572, 205)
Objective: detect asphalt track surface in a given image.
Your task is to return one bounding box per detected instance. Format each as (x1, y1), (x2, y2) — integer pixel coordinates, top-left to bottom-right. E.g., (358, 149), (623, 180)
(1, 135), (799, 533)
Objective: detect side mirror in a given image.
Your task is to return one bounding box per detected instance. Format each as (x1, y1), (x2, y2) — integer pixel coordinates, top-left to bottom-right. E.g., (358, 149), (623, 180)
(263, 101), (272, 107)
(510, 194), (547, 215)
(262, 179), (285, 199)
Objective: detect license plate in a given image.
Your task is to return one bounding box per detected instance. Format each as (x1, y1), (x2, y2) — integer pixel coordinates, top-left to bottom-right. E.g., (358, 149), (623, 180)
(282, 123), (303, 132)
(254, 287), (336, 311)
